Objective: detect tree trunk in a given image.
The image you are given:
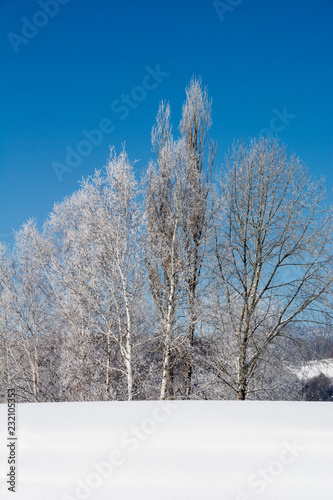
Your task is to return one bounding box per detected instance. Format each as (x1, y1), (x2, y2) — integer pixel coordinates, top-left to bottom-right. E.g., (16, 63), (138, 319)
(160, 346), (170, 400)
(168, 355), (174, 399)
(237, 346), (248, 400)
(185, 323), (195, 398)
(105, 330), (111, 401)
(185, 287), (196, 397)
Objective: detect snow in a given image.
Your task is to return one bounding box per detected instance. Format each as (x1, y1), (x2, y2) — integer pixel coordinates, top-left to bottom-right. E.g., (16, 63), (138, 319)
(0, 400), (332, 499)
(292, 358), (333, 381)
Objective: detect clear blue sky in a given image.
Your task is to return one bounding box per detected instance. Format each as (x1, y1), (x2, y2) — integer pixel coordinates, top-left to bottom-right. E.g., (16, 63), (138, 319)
(1, 0), (332, 243)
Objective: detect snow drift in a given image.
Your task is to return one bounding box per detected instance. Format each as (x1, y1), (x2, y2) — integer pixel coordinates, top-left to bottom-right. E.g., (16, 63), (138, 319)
(0, 400), (332, 499)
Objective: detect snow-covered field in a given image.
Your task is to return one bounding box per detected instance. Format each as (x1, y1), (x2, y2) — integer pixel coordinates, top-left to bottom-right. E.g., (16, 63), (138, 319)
(292, 358), (333, 381)
(0, 400), (332, 499)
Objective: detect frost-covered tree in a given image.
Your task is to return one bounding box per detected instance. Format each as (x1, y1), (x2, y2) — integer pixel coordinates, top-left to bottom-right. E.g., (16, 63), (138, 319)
(43, 148), (145, 401)
(148, 78), (215, 399)
(212, 137), (333, 400)
(146, 136), (189, 400)
(178, 77), (215, 397)
(0, 222), (58, 402)
(78, 148), (146, 400)
(0, 243), (13, 400)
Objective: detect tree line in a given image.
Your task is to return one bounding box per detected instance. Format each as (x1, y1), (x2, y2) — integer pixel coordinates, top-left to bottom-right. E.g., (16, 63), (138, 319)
(1, 78), (333, 403)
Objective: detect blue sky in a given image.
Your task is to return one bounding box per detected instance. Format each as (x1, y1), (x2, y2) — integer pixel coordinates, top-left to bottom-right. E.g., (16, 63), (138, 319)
(1, 0), (332, 243)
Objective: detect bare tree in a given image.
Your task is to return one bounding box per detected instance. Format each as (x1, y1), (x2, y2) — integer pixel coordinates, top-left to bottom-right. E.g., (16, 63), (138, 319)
(0, 243), (13, 399)
(43, 148), (144, 401)
(179, 77), (215, 397)
(40, 189), (104, 402)
(146, 134), (190, 400)
(148, 78), (215, 399)
(79, 148), (145, 401)
(213, 136), (333, 400)
(0, 222), (58, 402)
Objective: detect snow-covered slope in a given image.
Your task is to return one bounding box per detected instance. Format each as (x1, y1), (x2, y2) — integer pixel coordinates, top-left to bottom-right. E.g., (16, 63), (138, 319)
(292, 358), (333, 381)
(0, 401), (332, 499)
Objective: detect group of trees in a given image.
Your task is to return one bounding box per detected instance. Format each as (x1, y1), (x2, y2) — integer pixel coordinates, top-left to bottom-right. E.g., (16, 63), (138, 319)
(1, 78), (333, 403)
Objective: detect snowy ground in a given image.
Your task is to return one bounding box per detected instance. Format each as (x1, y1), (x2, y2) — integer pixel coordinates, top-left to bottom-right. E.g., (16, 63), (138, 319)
(292, 358), (333, 381)
(0, 400), (332, 499)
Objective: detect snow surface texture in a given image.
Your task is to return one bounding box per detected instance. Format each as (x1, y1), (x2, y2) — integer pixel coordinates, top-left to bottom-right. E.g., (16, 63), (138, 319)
(0, 401), (332, 499)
